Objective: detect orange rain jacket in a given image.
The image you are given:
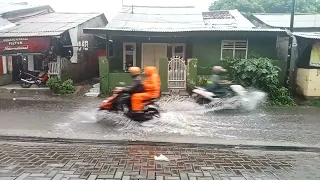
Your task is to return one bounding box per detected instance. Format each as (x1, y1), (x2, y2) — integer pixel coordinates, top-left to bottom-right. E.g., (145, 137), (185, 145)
(131, 66), (161, 111)
(143, 66), (161, 98)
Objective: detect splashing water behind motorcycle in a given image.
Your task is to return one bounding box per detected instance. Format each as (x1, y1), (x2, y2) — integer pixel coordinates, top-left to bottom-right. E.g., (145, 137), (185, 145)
(196, 87), (267, 112)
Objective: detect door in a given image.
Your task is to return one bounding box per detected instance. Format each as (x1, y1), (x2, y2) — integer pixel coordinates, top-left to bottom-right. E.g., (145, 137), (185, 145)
(12, 56), (22, 82)
(154, 44), (167, 68)
(142, 43), (167, 69)
(142, 44), (155, 67)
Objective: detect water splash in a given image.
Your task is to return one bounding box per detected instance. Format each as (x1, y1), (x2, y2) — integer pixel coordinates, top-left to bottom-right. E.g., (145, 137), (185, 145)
(242, 90), (266, 111)
(157, 95), (201, 111)
(55, 90), (266, 137)
(200, 89), (267, 112)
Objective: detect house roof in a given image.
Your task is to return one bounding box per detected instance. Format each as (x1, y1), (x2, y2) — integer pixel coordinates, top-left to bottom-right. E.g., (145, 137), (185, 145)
(0, 12), (104, 37)
(0, 17), (15, 30)
(294, 32), (320, 40)
(0, 2), (44, 15)
(203, 10), (255, 28)
(87, 27), (286, 33)
(86, 6), (287, 36)
(252, 13), (320, 28)
(104, 6), (207, 32)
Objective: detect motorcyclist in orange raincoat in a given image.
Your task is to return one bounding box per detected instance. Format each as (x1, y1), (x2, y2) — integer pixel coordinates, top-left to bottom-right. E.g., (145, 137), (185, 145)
(131, 66), (161, 115)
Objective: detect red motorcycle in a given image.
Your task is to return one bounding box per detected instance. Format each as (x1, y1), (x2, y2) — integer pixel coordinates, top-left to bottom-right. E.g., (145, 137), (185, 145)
(99, 89), (160, 121)
(19, 69), (49, 88)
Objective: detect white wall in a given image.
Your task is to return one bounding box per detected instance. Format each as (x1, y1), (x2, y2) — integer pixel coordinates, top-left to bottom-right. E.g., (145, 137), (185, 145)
(2, 56), (7, 74)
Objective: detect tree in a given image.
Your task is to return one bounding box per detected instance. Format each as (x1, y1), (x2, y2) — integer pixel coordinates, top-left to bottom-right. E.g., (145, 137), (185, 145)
(209, 0), (319, 15)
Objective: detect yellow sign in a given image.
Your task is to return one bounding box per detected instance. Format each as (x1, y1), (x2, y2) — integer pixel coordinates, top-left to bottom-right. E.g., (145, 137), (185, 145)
(310, 42), (320, 67)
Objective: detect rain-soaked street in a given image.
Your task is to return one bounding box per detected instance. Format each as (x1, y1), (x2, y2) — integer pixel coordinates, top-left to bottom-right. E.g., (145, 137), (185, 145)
(0, 96), (320, 147)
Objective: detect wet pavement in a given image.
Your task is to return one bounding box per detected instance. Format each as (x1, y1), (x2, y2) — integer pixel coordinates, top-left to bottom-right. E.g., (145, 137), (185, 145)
(0, 141), (319, 179)
(0, 96), (320, 147)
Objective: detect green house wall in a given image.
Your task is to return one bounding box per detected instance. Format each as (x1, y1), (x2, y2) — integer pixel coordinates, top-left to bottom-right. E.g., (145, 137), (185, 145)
(108, 37), (191, 72)
(192, 37), (278, 75)
(107, 36), (285, 83)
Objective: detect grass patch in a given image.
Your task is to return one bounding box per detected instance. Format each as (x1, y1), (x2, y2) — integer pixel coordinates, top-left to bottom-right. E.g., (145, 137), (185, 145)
(303, 99), (320, 107)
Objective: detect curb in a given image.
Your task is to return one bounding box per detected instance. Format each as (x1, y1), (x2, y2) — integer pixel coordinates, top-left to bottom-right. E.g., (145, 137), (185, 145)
(0, 135), (319, 153)
(0, 95), (76, 102)
(0, 88), (52, 96)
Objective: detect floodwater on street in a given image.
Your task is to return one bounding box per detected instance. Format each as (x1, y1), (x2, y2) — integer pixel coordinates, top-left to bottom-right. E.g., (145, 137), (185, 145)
(0, 96), (320, 147)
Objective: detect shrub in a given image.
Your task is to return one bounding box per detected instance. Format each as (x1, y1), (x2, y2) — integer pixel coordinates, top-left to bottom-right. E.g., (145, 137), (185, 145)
(187, 75), (209, 90)
(221, 57), (296, 106)
(197, 75), (210, 86)
(47, 77), (76, 95)
(268, 87), (296, 106)
(304, 99), (320, 107)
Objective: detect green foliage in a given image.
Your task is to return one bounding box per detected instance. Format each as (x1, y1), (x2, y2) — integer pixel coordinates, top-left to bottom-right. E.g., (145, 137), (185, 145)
(304, 99), (320, 107)
(221, 57), (296, 106)
(197, 75), (210, 86)
(46, 77), (76, 95)
(187, 75), (209, 90)
(209, 0), (319, 16)
(222, 57), (280, 91)
(268, 87), (296, 107)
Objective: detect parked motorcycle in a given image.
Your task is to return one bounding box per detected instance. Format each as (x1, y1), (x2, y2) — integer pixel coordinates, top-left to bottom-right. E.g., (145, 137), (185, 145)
(19, 70), (49, 88)
(99, 90), (160, 121)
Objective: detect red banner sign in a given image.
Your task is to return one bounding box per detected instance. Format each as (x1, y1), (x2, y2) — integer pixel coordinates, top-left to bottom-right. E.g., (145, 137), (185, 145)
(0, 37), (51, 54)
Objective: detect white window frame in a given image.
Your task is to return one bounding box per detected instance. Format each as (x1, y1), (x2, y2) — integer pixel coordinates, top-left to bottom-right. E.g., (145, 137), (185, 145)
(123, 42), (136, 70)
(220, 40), (248, 60)
(171, 43), (186, 60)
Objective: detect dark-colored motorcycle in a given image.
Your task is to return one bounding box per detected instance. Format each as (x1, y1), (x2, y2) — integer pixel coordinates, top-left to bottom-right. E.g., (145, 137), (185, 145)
(19, 70), (49, 88)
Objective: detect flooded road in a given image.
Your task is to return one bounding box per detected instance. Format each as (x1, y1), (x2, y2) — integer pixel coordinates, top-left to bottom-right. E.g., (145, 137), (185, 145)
(0, 97), (319, 147)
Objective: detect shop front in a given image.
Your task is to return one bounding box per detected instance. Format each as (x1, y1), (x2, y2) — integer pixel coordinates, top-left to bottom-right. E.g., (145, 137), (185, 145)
(0, 37), (52, 85)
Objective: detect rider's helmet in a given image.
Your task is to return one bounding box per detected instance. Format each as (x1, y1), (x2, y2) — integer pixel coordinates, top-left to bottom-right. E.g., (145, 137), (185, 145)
(212, 66), (227, 74)
(128, 67), (141, 77)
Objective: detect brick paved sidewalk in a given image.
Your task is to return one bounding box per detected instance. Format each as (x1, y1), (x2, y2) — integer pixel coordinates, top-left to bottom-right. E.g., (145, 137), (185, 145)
(0, 141), (319, 180)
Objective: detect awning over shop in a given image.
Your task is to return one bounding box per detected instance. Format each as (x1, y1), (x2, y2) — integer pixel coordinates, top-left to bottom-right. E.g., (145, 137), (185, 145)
(0, 37), (51, 55)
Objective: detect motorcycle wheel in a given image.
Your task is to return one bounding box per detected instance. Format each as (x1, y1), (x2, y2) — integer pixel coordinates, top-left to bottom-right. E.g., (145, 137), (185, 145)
(19, 81), (32, 88)
(146, 107), (160, 118)
(121, 104), (130, 113)
(195, 97), (211, 105)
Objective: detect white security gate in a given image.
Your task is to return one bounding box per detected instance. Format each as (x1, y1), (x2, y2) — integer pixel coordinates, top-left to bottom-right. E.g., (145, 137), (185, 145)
(168, 57), (186, 89)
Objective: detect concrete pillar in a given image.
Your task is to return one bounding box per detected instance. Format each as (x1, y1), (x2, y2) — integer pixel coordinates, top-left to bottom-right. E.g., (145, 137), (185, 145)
(187, 58), (198, 89)
(99, 56), (109, 94)
(2, 56), (7, 74)
(27, 55), (34, 71)
(159, 57), (168, 92)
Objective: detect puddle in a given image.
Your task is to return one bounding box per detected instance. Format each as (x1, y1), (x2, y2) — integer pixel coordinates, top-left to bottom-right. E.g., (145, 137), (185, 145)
(58, 92), (266, 137)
